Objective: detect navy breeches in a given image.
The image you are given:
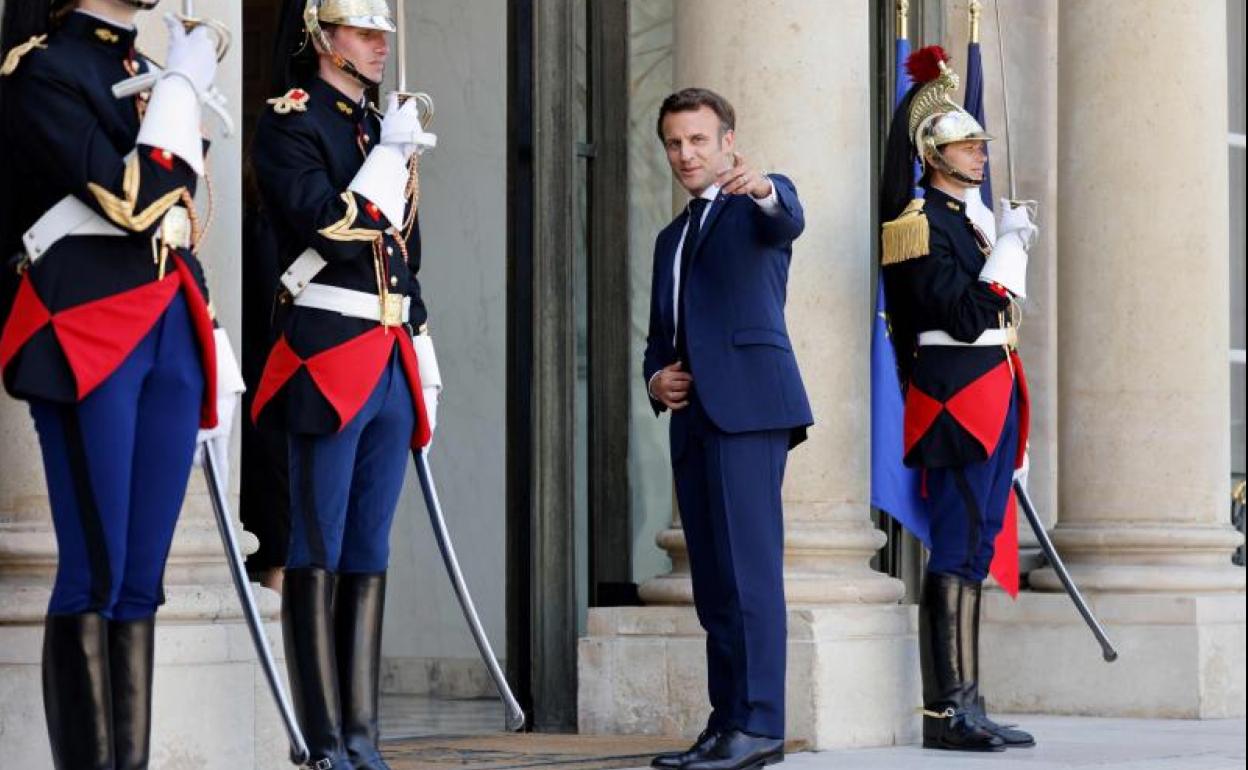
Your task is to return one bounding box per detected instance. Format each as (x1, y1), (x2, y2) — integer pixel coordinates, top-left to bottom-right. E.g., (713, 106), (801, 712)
(286, 353), (413, 573)
(30, 294), (203, 621)
(924, 385), (1020, 582)
(671, 392), (790, 739)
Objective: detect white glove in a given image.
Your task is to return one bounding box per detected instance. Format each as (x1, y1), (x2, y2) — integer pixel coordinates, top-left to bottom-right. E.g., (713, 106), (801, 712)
(422, 385), (440, 446)
(413, 333), (442, 446)
(979, 199), (1038, 299)
(163, 14), (218, 95)
(348, 96), (417, 227)
(348, 145), (406, 226)
(997, 199), (1038, 246)
(379, 93), (427, 160)
(1013, 442), (1031, 488)
(135, 16), (218, 175)
(195, 329), (246, 485)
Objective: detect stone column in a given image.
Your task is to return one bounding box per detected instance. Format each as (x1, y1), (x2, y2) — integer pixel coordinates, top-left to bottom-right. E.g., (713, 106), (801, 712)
(0, 2), (289, 765)
(980, 0), (1245, 719)
(581, 0), (919, 749)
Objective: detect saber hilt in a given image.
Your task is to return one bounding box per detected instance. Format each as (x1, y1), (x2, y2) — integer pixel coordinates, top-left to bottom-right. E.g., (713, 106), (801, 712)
(111, 3), (234, 136)
(1014, 480), (1119, 662)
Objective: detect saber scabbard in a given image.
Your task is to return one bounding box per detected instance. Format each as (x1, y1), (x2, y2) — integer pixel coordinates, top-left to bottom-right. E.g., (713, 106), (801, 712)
(202, 443), (314, 766)
(1014, 480), (1119, 663)
(413, 448), (526, 731)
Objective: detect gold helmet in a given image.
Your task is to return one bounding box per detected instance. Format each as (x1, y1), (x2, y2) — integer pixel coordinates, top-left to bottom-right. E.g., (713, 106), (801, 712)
(905, 46), (992, 185)
(303, 0), (394, 87)
(308, 0), (395, 32)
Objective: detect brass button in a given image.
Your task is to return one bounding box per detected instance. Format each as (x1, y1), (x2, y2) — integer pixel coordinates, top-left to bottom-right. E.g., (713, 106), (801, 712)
(390, 275), (398, 287)
(386, 246), (394, 256)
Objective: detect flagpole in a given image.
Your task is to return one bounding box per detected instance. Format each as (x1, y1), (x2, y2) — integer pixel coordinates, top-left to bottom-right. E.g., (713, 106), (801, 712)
(969, 0), (981, 44)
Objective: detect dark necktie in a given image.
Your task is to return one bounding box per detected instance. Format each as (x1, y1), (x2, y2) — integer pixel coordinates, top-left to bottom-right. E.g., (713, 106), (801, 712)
(675, 197), (710, 363)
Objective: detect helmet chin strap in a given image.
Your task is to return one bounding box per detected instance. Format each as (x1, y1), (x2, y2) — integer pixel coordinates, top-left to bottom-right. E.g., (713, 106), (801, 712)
(926, 150), (985, 187)
(329, 52), (381, 90)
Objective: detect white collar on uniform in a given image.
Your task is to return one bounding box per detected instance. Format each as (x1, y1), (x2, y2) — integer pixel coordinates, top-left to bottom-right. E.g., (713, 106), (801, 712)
(73, 9), (136, 30)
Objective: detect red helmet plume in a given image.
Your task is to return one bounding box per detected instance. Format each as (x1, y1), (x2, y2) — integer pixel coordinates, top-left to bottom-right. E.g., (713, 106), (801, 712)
(905, 45), (950, 84)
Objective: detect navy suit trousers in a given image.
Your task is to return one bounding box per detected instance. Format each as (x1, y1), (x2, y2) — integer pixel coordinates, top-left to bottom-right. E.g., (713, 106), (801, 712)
(672, 391), (789, 739)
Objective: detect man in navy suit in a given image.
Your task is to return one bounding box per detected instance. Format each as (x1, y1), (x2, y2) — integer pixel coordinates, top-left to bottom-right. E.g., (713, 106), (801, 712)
(644, 88), (811, 770)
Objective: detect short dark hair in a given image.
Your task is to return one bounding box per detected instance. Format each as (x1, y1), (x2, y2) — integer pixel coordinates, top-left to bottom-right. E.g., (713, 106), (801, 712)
(656, 88), (736, 141)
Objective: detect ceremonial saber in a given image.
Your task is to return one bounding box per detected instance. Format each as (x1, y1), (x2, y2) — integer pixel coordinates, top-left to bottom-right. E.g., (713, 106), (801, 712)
(991, 0), (1017, 201)
(1013, 480), (1119, 662)
(412, 448), (526, 731)
(202, 443), (313, 766)
(390, 0), (435, 129)
(395, 0), (407, 94)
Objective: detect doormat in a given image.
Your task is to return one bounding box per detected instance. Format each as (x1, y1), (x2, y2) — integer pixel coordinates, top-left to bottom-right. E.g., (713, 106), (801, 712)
(382, 733), (688, 770)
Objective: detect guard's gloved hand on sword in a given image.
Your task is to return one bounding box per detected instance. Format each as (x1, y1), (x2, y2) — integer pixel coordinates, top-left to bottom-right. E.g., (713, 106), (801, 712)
(979, 198), (1038, 299)
(133, 13), (219, 175)
(348, 93), (436, 227)
(162, 12), (218, 95)
(382, 91), (438, 157)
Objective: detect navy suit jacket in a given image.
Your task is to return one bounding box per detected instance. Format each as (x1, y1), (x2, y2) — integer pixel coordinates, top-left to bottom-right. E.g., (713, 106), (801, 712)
(643, 174), (813, 446)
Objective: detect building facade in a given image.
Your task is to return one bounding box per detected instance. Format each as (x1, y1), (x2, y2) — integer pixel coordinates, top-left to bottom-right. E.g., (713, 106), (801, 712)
(0, 0), (1243, 764)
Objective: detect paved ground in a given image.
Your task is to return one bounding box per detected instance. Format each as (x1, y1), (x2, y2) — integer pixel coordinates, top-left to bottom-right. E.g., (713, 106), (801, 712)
(379, 697), (1246, 770)
(621, 715), (1247, 770)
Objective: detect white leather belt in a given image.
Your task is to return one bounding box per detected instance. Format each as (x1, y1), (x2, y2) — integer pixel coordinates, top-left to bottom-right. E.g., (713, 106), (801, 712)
(23, 195), (191, 263)
(918, 327), (1017, 348)
(293, 283), (410, 327)
(280, 247), (328, 297)
(23, 196), (126, 262)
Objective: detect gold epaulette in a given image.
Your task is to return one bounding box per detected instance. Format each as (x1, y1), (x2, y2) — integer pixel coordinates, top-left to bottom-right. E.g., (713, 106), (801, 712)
(881, 198), (929, 266)
(267, 87), (310, 115)
(1, 35), (48, 77)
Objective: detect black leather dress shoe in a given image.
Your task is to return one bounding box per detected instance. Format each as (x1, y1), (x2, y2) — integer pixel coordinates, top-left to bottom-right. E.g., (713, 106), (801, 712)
(651, 728), (720, 769)
(683, 729), (784, 770)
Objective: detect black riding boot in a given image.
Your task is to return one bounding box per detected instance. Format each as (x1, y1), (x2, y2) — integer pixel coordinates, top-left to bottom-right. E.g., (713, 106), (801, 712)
(337, 572), (392, 770)
(918, 574), (1003, 752)
(963, 581), (1035, 747)
(111, 616), (156, 769)
(43, 612), (115, 769)
(284, 567), (349, 768)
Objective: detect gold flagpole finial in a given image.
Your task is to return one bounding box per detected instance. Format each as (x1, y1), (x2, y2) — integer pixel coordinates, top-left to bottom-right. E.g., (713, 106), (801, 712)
(896, 0), (910, 40)
(969, 0), (983, 44)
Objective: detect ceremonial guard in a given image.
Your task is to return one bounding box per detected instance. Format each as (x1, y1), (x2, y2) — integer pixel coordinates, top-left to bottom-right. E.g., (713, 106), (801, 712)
(0, 0), (238, 767)
(879, 46), (1037, 752)
(250, 1), (440, 767)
